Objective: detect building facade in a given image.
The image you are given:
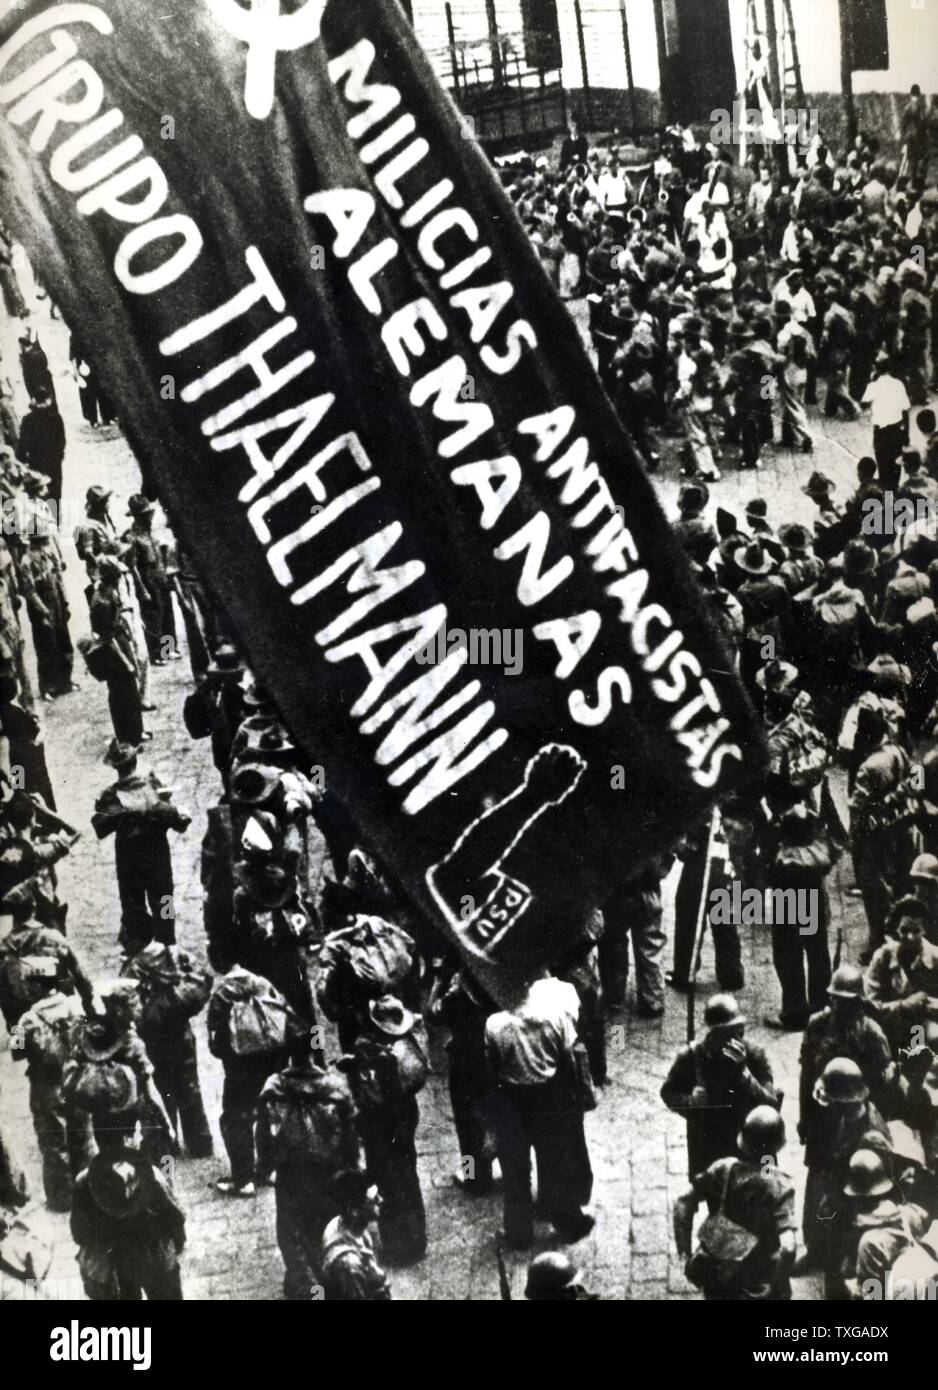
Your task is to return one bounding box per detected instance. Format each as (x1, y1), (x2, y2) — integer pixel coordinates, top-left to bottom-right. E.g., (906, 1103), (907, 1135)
(411, 0), (937, 142)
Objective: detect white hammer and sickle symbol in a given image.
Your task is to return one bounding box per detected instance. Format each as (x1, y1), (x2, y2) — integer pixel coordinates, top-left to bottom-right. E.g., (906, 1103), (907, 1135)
(207, 0), (326, 120)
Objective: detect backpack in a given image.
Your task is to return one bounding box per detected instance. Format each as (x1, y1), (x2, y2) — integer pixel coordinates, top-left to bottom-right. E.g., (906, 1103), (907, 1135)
(777, 714), (830, 793)
(780, 555), (822, 596)
(813, 584), (861, 658)
(63, 1057), (139, 1115)
(266, 1073), (355, 1170)
(884, 1212), (938, 1299)
(863, 749), (919, 835)
(127, 948), (211, 1031)
(228, 986), (303, 1058)
(0, 936), (64, 1024)
(355, 1022), (430, 1107)
(18, 993), (84, 1075)
(685, 1160), (760, 1294)
(324, 916), (414, 995)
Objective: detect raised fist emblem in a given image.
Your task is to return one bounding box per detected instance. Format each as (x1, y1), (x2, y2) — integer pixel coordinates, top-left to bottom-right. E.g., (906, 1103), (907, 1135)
(523, 743), (585, 807)
(426, 743), (587, 956)
(207, 0), (326, 120)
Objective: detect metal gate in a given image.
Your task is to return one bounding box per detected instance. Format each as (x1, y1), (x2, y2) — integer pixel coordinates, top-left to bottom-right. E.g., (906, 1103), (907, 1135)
(424, 2), (568, 151)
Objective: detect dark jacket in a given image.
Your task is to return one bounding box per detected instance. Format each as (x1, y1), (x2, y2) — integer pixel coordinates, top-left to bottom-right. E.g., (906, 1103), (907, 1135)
(16, 403), (65, 478)
(92, 772), (188, 846)
(662, 1037), (782, 1176)
(799, 1007), (892, 1140)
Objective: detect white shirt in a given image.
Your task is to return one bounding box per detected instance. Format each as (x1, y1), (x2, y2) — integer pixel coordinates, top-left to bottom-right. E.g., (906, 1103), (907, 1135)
(683, 187), (707, 226)
(699, 242), (735, 287)
(777, 320), (811, 353)
(748, 180), (773, 219)
(676, 351), (697, 399)
(485, 977), (579, 1086)
(702, 170), (731, 207)
(689, 208), (729, 251)
(774, 279), (816, 324)
(863, 374), (911, 429)
(780, 222), (802, 264)
(584, 172), (602, 203)
(598, 169), (629, 209)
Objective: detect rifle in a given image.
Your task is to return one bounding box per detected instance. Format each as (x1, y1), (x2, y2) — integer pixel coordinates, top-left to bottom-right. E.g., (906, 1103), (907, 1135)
(820, 774), (848, 861)
(496, 1233), (512, 1301)
(824, 772), (847, 975)
(687, 807), (719, 1044)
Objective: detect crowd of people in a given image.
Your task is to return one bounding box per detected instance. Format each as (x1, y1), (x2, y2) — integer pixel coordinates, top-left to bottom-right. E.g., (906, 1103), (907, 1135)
(0, 284), (600, 1297)
(2, 84), (938, 1303)
(508, 108), (937, 485)
(510, 97), (938, 1301)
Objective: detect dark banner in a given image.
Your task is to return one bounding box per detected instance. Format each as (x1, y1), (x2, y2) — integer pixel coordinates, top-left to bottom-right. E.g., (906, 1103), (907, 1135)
(846, 0), (890, 74)
(0, 0), (761, 1002)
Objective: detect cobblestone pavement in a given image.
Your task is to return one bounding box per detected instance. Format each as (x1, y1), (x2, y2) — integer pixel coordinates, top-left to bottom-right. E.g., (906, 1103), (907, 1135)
(1, 264), (920, 1302)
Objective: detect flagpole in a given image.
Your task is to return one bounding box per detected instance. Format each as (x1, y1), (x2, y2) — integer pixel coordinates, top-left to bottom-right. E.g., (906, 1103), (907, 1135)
(687, 805), (719, 1043)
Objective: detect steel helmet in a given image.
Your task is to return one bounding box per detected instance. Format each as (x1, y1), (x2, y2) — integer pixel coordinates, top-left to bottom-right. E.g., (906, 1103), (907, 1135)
(738, 1105), (785, 1158)
(911, 854), (938, 884)
(814, 1057), (869, 1106)
(704, 994), (746, 1030)
(827, 965), (865, 1000)
(525, 1252), (580, 1300)
(843, 1149), (893, 1198)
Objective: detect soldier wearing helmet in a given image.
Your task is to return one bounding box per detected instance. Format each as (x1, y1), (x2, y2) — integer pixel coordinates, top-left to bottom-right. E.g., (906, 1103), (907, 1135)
(661, 994), (782, 1177)
(799, 965), (893, 1150)
(801, 1057), (889, 1284)
(841, 1148), (932, 1300)
(909, 852), (938, 945)
(673, 1105), (796, 1302)
(848, 711), (919, 960)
